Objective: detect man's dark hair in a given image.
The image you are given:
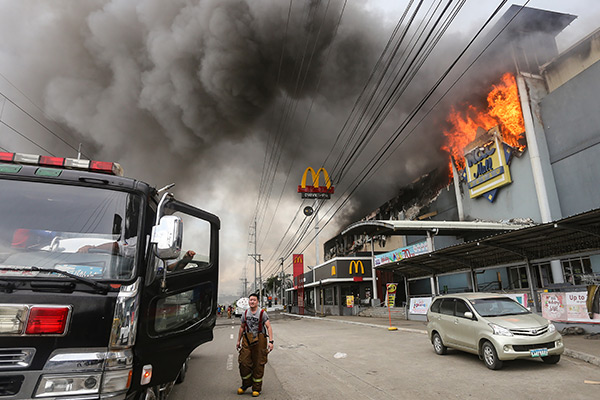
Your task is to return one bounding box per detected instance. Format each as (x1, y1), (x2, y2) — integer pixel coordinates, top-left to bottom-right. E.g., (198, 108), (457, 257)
(249, 293), (259, 300)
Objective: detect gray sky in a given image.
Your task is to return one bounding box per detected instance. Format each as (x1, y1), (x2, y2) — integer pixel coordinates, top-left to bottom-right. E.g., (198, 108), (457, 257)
(0, 0), (598, 299)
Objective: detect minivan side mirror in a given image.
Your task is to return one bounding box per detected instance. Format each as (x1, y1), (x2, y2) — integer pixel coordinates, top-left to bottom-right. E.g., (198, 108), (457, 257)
(151, 215), (183, 260)
(464, 311), (474, 319)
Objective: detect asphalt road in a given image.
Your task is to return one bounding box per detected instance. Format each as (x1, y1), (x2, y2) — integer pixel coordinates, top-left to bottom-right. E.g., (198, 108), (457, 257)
(170, 313), (600, 399)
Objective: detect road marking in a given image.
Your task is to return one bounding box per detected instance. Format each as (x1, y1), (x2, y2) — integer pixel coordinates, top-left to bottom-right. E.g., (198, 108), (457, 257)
(226, 354), (234, 371)
(230, 334), (234, 339)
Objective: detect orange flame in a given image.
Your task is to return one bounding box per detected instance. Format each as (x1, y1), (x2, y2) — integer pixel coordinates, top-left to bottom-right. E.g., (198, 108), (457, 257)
(443, 73), (525, 173)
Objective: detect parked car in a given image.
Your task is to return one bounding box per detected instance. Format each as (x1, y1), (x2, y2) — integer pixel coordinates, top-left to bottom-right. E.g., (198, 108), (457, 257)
(426, 292), (564, 370)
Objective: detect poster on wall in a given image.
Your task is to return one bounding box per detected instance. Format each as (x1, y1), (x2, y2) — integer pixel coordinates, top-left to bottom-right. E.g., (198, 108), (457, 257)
(541, 292), (599, 322)
(409, 297), (432, 315)
(346, 295), (354, 308)
(504, 293), (528, 308)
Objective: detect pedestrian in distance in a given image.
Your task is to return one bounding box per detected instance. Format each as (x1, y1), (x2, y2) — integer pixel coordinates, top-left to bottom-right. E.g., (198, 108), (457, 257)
(236, 293), (274, 397)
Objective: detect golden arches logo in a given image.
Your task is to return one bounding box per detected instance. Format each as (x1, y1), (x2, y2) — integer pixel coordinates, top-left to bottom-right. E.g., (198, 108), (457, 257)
(297, 167), (334, 194)
(293, 255), (303, 264)
(349, 260), (364, 275)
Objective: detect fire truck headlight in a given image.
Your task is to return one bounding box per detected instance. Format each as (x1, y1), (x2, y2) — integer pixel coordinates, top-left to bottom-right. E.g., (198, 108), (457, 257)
(102, 369), (133, 393)
(34, 373), (101, 397)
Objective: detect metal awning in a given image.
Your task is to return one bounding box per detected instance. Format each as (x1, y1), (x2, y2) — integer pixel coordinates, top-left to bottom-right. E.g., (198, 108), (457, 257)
(375, 208), (600, 279)
(342, 219), (530, 237)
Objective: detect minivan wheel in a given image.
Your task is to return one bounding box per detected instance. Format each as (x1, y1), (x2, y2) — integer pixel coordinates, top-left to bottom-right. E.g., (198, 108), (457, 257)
(541, 355), (560, 364)
(482, 341), (503, 370)
(432, 333), (447, 355)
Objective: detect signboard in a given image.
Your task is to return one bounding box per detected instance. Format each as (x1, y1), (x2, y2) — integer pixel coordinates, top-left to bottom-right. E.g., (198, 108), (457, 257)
(464, 126), (512, 201)
(314, 258), (372, 281)
(386, 283), (397, 307)
(293, 254), (304, 286)
(374, 241), (430, 267)
(541, 292), (599, 322)
(293, 254), (304, 315)
(346, 295), (354, 308)
(297, 167), (334, 199)
(409, 297), (432, 315)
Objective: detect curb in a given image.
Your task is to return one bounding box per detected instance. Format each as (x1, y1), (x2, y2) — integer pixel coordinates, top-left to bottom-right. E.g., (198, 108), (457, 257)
(283, 313), (428, 335)
(564, 349), (600, 367)
(283, 313), (600, 367)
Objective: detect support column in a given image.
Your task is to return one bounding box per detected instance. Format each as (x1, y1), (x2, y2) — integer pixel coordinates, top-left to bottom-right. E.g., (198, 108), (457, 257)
(404, 276), (410, 321)
(517, 74), (564, 284)
(525, 259), (539, 311)
(370, 236), (379, 305)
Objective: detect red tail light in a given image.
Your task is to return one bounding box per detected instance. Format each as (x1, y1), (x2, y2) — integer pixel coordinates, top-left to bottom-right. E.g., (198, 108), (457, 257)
(26, 306), (70, 335)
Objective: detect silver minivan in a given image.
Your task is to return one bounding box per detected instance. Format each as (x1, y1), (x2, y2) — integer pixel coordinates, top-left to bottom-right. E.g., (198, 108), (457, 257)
(426, 292), (564, 370)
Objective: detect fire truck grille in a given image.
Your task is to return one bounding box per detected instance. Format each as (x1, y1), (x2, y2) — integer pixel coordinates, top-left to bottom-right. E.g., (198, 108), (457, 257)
(0, 348), (36, 369)
(0, 375), (24, 396)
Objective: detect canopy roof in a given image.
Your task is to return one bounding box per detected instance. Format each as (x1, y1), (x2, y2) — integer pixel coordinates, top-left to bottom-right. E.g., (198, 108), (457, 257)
(341, 219), (529, 237)
(375, 208), (600, 279)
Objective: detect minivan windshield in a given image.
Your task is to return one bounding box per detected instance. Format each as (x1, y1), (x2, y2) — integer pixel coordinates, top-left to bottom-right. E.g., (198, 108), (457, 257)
(470, 297), (530, 317)
(0, 179), (141, 281)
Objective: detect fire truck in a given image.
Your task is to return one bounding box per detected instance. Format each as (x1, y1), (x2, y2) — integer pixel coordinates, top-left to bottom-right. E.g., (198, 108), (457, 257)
(0, 152), (220, 399)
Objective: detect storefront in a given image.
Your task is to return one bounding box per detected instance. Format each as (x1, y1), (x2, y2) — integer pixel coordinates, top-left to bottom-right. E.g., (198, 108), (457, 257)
(287, 257), (373, 316)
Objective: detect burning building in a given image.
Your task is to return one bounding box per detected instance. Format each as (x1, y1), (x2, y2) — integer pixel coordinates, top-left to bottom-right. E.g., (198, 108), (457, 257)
(292, 6), (600, 317)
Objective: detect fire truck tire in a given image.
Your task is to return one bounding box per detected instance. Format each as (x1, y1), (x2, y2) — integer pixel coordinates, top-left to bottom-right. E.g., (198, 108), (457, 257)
(141, 388), (157, 400)
(175, 358), (188, 384)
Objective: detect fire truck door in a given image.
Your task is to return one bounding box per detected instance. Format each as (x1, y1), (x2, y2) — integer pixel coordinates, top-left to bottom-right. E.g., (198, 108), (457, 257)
(133, 200), (220, 390)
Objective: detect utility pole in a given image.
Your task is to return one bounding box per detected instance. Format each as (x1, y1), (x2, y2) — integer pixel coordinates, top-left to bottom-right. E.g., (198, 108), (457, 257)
(248, 252), (263, 307)
(279, 257), (284, 306)
(314, 200), (319, 265)
(253, 219), (257, 292)
(240, 276), (248, 297)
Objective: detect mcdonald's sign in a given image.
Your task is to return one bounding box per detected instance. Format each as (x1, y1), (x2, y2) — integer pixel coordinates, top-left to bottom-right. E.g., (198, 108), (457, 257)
(349, 260), (365, 275)
(298, 167), (335, 199)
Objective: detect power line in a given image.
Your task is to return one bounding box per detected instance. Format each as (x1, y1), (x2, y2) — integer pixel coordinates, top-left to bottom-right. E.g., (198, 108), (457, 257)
(0, 88), (89, 159)
(0, 119), (56, 156)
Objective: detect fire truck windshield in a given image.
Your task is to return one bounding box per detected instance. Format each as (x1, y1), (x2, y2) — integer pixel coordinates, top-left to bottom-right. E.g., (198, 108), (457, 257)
(0, 179), (141, 281)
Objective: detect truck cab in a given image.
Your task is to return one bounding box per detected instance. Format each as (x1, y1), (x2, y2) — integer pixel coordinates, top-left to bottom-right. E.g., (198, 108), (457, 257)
(0, 152), (220, 399)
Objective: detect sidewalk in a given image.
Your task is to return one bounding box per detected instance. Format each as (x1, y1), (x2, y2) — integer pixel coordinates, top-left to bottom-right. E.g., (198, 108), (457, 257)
(283, 312), (600, 368)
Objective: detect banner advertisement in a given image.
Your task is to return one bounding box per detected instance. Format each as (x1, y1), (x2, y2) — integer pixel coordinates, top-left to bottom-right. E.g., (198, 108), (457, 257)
(386, 283), (397, 307)
(409, 297), (432, 315)
(504, 293), (528, 308)
(346, 295), (354, 308)
(541, 292), (599, 322)
(374, 241), (429, 267)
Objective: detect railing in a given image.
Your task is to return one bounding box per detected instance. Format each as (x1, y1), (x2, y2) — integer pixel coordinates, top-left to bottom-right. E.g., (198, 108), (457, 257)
(478, 281), (501, 292)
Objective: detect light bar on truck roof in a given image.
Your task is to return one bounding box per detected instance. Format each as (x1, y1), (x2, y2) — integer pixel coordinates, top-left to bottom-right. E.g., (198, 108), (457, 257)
(0, 152), (124, 176)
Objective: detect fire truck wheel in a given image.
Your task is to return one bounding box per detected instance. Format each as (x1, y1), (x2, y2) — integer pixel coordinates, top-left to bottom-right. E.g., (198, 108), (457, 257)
(142, 388), (157, 400)
(175, 358), (189, 384)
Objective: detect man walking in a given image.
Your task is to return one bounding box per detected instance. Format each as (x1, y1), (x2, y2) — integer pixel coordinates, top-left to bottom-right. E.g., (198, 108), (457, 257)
(236, 293), (274, 397)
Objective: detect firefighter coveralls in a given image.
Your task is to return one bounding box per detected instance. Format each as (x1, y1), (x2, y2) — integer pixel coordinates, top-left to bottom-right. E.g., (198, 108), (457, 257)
(238, 309), (270, 394)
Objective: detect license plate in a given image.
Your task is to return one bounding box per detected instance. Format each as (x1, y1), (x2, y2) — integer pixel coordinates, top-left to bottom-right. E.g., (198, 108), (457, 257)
(530, 348), (548, 358)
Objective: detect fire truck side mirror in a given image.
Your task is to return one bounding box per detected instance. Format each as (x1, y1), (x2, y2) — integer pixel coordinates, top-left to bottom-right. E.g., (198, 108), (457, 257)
(151, 215), (183, 260)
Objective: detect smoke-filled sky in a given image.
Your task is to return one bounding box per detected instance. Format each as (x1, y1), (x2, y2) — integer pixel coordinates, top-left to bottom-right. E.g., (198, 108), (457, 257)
(1, 0), (599, 299)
